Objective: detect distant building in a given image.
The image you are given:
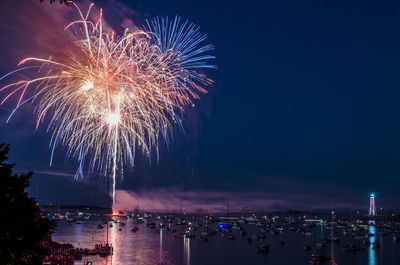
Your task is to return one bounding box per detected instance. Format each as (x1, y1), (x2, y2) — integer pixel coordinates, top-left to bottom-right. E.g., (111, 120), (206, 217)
(369, 193), (377, 216)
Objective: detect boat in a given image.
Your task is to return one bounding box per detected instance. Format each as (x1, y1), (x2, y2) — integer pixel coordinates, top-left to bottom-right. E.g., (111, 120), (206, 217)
(342, 243), (361, 252)
(257, 244), (270, 254)
(327, 236), (339, 243)
(256, 232), (267, 239)
(309, 256), (321, 264)
(184, 232), (195, 238)
(198, 235), (208, 242)
(304, 244), (312, 251)
(227, 234), (235, 240)
(312, 252), (330, 262)
(172, 232), (185, 238)
(146, 222), (156, 227)
(316, 240), (326, 248)
(96, 243), (113, 257)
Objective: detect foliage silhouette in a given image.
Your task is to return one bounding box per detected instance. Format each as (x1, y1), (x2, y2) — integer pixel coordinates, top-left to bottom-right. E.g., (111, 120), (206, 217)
(0, 143), (56, 265)
(40, 0), (72, 5)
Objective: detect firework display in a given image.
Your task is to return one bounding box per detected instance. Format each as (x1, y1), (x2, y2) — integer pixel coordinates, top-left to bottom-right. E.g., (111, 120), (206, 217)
(0, 3), (215, 204)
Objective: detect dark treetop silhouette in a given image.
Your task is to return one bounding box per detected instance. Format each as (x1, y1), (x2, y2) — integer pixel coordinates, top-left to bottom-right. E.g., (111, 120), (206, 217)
(40, 0), (71, 5)
(0, 143), (55, 265)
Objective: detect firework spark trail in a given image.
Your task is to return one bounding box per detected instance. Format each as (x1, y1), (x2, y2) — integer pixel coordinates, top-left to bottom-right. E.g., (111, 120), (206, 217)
(0, 3), (215, 206)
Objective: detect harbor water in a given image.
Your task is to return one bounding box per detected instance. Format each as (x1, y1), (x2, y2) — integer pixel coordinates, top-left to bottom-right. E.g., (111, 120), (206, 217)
(52, 215), (400, 265)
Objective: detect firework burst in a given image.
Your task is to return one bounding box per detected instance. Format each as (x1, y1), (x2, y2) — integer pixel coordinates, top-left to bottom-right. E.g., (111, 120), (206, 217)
(0, 3), (215, 204)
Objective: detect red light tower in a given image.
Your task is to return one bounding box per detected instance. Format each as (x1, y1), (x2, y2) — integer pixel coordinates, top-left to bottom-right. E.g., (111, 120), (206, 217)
(369, 193), (376, 216)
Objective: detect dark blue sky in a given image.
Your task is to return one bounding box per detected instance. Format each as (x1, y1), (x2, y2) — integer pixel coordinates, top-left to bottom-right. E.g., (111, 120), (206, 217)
(1, 0), (400, 210)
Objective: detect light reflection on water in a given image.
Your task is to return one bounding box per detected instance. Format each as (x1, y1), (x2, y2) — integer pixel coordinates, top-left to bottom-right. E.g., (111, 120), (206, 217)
(369, 225), (376, 265)
(183, 237), (191, 265)
(53, 221), (175, 265)
(52, 219), (400, 265)
(160, 229), (163, 264)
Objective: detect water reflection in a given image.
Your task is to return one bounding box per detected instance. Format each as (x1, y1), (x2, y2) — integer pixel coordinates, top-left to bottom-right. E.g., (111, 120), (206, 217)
(184, 237), (191, 265)
(51, 217), (398, 265)
(160, 229), (163, 264)
(111, 222), (117, 264)
(74, 221), (83, 244)
(369, 225), (376, 265)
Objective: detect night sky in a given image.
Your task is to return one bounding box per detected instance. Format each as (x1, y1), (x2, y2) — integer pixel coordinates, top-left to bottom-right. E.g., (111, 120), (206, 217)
(1, 0), (400, 211)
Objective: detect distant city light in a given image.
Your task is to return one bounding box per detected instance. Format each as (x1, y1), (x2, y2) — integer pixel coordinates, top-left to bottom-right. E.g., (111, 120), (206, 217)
(369, 193), (377, 216)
